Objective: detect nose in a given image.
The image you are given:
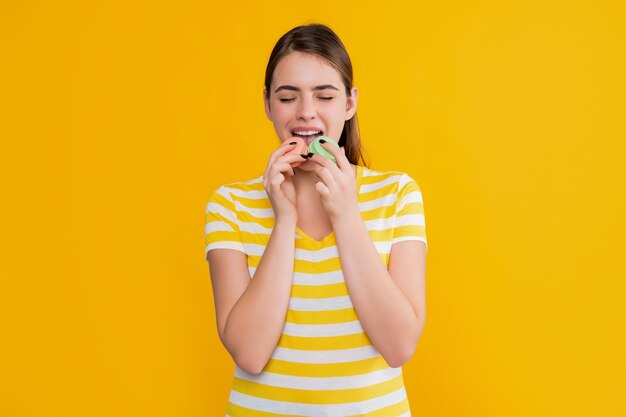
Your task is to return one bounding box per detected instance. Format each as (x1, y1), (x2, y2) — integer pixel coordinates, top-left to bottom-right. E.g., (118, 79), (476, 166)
(296, 95), (316, 120)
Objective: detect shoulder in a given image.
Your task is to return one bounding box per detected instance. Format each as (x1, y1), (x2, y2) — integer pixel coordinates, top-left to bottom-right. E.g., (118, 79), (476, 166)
(205, 173), (266, 217)
(360, 166), (420, 193)
(209, 173), (265, 200)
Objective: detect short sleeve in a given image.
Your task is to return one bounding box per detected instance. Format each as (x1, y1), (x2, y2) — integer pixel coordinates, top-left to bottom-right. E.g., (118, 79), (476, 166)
(391, 173), (428, 252)
(204, 185), (246, 256)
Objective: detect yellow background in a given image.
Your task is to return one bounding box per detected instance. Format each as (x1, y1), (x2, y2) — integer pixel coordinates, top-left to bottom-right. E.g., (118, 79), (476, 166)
(1, 1), (625, 415)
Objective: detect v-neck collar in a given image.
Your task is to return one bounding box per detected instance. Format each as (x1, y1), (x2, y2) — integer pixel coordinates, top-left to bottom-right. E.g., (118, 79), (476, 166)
(295, 164), (363, 246)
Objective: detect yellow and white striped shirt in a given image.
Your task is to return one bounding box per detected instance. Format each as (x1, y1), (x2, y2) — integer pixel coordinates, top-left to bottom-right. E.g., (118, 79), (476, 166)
(204, 164), (427, 417)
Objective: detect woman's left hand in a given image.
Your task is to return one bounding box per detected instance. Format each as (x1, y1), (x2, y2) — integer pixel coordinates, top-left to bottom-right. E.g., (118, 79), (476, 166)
(307, 143), (360, 223)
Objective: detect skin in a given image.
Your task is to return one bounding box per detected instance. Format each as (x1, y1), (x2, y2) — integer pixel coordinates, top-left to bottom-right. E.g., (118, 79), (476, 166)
(207, 51), (427, 374)
(262, 51), (359, 232)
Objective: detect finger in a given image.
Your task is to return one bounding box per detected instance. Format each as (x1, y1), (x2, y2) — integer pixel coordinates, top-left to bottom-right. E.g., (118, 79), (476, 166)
(313, 164), (338, 194)
(265, 141), (298, 175)
(266, 154), (296, 188)
(269, 172), (285, 189)
(276, 152), (310, 163)
(264, 141), (299, 179)
(264, 146), (301, 188)
(275, 153), (310, 176)
(306, 152), (341, 178)
(276, 160), (296, 177)
(315, 180), (331, 198)
(270, 161), (297, 178)
(340, 145), (350, 169)
(320, 141), (349, 173)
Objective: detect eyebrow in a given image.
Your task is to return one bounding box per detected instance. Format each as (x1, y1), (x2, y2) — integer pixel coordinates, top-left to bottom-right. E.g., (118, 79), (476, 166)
(274, 84), (340, 93)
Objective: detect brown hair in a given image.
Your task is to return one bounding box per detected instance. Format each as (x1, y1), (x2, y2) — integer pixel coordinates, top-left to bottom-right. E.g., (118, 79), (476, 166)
(264, 23), (370, 168)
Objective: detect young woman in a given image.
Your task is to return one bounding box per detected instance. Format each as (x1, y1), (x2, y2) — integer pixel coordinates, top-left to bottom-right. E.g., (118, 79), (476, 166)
(204, 23), (428, 417)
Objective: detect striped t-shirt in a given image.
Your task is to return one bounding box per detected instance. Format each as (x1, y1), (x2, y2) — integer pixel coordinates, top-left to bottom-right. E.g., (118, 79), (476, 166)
(204, 164), (428, 417)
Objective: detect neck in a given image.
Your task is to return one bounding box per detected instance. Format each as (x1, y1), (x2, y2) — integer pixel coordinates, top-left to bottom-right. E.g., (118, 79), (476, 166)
(291, 167), (319, 193)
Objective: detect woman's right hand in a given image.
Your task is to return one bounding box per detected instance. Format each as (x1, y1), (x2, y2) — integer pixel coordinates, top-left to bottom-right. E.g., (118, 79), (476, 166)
(263, 142), (307, 223)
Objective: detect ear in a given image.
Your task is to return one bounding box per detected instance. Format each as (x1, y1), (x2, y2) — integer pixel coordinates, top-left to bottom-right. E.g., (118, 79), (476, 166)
(263, 89), (271, 120)
(346, 86), (358, 120)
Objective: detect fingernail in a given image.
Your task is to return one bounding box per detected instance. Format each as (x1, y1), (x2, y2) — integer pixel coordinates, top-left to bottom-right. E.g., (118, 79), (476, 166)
(307, 152), (313, 158)
(300, 154), (308, 158)
(319, 139), (326, 143)
(289, 141), (297, 145)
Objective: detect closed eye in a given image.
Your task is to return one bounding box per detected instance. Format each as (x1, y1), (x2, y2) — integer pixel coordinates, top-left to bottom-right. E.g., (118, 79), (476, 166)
(279, 97), (334, 103)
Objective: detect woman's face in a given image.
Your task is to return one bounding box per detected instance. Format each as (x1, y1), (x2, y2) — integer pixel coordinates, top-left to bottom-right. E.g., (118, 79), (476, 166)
(264, 51), (358, 169)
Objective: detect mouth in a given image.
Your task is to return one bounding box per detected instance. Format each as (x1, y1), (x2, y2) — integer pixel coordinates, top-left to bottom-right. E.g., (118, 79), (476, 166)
(291, 130), (324, 145)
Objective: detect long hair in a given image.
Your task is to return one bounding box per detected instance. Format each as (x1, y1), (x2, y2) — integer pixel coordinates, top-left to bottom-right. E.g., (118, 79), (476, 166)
(264, 23), (370, 167)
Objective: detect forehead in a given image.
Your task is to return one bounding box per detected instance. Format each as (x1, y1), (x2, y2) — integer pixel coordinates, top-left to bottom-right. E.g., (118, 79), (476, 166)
(272, 52), (342, 89)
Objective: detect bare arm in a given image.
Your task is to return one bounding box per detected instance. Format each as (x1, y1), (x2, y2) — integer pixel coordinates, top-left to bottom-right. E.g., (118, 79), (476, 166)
(332, 210), (427, 368)
(301, 144), (427, 368)
(207, 144), (304, 374)
(207, 220), (296, 375)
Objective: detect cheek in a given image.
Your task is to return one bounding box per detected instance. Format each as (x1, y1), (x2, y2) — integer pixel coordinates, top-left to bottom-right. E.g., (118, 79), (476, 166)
(327, 103), (347, 118)
(273, 106), (292, 122)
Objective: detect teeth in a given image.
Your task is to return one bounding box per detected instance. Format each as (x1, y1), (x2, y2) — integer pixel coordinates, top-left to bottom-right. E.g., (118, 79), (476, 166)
(293, 130), (321, 135)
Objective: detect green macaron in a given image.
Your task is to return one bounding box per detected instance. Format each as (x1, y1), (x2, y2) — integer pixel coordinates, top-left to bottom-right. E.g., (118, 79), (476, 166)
(308, 136), (340, 163)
